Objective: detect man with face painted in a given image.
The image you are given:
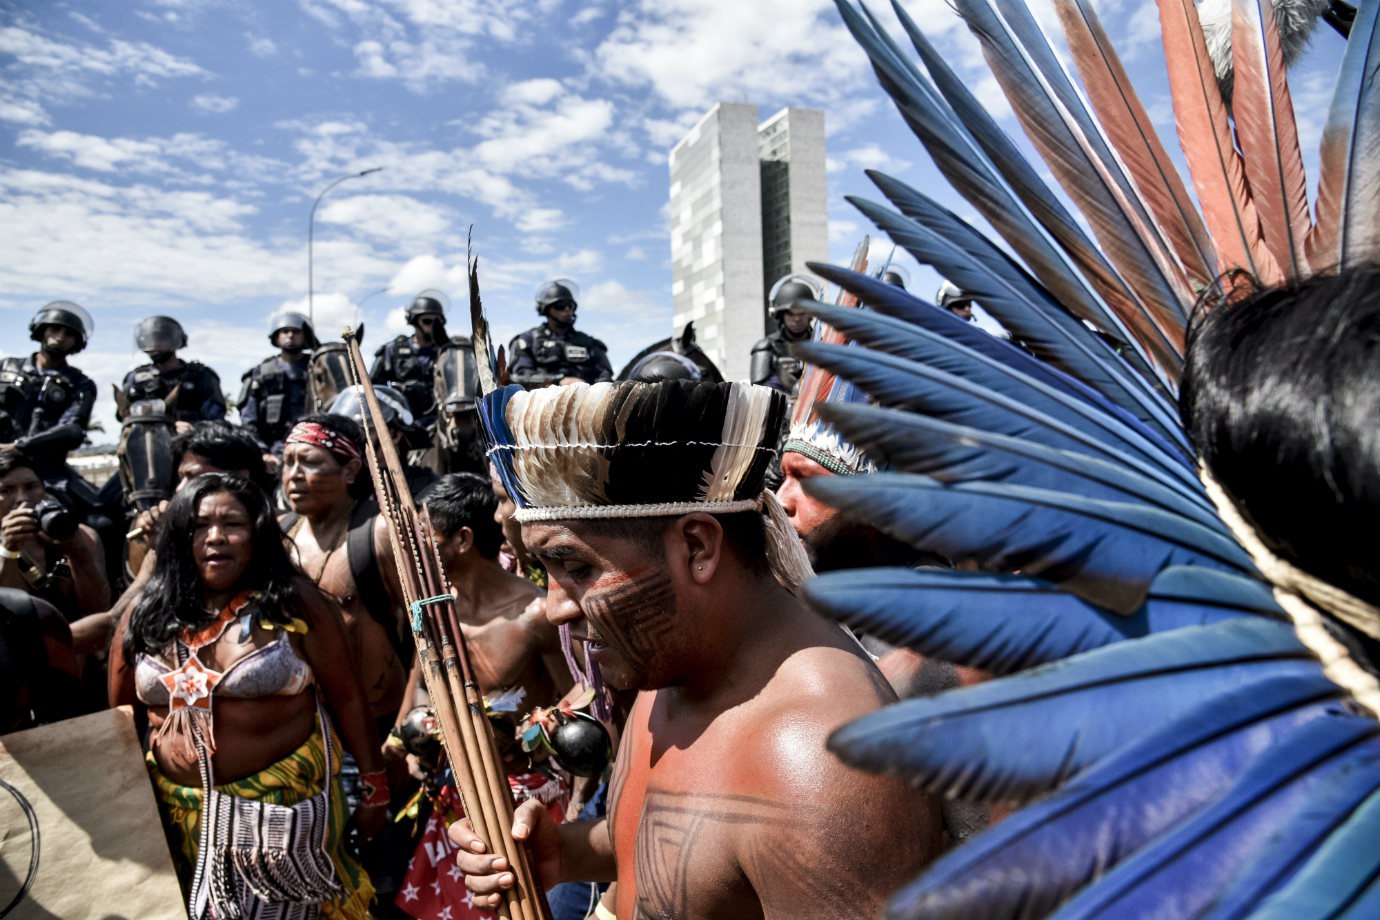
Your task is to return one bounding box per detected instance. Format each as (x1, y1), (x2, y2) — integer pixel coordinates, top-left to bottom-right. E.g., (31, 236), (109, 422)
(508, 280), (614, 389)
(451, 379), (942, 919)
(0, 302), (99, 490)
(238, 309), (319, 464)
(370, 290), (450, 429)
(118, 316), (226, 431)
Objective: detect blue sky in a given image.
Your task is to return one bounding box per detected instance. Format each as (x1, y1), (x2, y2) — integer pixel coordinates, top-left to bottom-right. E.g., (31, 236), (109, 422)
(0, 0), (1344, 443)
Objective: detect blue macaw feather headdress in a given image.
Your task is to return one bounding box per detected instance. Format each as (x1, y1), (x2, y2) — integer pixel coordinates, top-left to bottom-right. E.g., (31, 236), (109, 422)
(811, 0), (1380, 916)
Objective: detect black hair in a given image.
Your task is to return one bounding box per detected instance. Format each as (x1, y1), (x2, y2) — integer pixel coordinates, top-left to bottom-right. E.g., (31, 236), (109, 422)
(1181, 265), (1380, 608)
(172, 422), (273, 494)
(420, 472), (504, 559)
(582, 511), (771, 577)
(124, 473), (300, 658)
(0, 451), (39, 481)
(290, 412), (372, 499)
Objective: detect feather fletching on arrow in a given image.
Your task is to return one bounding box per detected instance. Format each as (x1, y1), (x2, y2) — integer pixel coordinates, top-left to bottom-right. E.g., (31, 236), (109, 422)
(804, 567), (1280, 675)
(878, 670), (1341, 920)
(1308, 0), (1380, 271)
(804, 473), (1253, 613)
(828, 619), (1318, 801)
(1231, 0), (1314, 281)
(1053, 715), (1380, 919)
(1156, 0), (1280, 285)
(1054, 0), (1217, 287)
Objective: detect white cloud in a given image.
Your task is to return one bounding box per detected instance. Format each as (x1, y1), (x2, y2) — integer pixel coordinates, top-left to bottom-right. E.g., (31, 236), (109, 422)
(0, 25), (205, 84)
(247, 33), (278, 57)
(317, 194), (455, 250)
(0, 95), (50, 126)
(593, 0), (872, 111)
(17, 129), (163, 172)
(191, 93), (239, 114)
(515, 208), (567, 234)
(827, 143), (909, 176)
(502, 78), (564, 107)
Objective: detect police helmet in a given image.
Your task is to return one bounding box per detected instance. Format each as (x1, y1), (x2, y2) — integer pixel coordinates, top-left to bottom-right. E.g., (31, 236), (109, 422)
(535, 279), (580, 316)
(406, 289), (449, 324)
(29, 300), (94, 353)
(328, 384), (414, 429)
(626, 351), (704, 383)
(936, 280), (975, 312)
(767, 275), (822, 317)
(135, 315), (188, 353)
(879, 266), (909, 289)
(266, 310), (321, 349)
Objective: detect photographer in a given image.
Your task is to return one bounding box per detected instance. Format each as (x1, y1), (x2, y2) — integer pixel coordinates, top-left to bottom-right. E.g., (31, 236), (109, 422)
(0, 451), (109, 643)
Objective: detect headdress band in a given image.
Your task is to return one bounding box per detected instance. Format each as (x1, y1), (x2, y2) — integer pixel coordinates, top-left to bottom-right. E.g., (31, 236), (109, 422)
(286, 421), (362, 464)
(1199, 463), (1380, 717)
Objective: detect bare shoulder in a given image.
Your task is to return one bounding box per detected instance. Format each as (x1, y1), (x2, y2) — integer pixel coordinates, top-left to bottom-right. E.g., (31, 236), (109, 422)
(724, 639), (941, 918)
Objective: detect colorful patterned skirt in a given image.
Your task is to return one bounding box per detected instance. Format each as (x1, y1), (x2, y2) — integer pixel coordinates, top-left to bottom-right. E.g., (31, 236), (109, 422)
(147, 718), (375, 919)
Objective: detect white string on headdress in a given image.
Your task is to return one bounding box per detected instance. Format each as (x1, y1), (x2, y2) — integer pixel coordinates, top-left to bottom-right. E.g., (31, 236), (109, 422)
(1200, 463), (1380, 718)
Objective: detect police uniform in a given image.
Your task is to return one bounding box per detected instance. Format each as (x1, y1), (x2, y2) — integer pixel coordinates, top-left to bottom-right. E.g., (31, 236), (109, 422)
(0, 356), (97, 485)
(749, 329), (810, 395)
(508, 325), (614, 388)
(120, 361), (226, 423)
(237, 355), (309, 456)
(369, 336), (440, 428)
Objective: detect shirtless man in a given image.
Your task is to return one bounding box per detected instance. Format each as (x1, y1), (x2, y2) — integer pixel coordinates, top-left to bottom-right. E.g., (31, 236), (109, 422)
(452, 379), (942, 919)
(279, 414), (406, 724)
(423, 472), (569, 708)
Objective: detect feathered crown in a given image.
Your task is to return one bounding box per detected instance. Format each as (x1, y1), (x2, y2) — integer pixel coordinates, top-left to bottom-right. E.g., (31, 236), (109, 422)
(479, 379), (785, 522)
(783, 237), (878, 476)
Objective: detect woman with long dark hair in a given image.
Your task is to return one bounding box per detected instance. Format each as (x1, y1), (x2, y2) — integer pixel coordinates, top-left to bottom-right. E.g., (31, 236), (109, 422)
(110, 472), (384, 919)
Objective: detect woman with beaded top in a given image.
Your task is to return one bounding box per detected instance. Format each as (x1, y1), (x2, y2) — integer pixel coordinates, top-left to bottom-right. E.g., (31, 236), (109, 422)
(110, 472), (385, 919)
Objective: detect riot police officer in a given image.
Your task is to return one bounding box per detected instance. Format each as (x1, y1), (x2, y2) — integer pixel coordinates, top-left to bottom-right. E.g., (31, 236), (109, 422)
(119, 316), (226, 429)
(238, 310), (318, 461)
(750, 275), (821, 396)
(369, 290), (448, 428)
(936, 280), (976, 322)
(0, 302), (98, 488)
(508, 279), (614, 388)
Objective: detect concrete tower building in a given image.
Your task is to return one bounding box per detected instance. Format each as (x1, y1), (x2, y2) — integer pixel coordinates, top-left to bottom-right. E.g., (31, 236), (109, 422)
(669, 103), (828, 381)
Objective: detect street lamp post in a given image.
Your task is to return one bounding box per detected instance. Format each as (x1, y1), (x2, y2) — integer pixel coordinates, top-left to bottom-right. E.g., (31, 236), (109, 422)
(308, 166), (383, 325)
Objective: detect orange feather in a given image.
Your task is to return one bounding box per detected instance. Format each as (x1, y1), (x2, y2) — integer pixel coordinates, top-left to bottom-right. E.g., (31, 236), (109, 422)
(1231, 0), (1313, 280)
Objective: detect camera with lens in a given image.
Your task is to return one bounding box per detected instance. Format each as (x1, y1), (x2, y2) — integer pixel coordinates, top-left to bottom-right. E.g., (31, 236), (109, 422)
(32, 496), (78, 541)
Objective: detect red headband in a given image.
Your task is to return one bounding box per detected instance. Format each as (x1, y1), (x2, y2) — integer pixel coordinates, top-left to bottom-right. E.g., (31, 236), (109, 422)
(286, 422), (361, 464)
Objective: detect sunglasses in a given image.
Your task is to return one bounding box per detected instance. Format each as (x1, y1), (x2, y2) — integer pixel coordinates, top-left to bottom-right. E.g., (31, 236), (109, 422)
(548, 302), (576, 312)
(417, 316), (442, 326)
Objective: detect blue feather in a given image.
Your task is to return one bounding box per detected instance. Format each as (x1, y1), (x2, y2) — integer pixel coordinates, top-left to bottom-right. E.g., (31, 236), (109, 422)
(1053, 715), (1380, 919)
(814, 399), (1217, 527)
(952, 0), (1191, 355)
(829, 618), (1317, 802)
(1202, 753), (1380, 919)
(1247, 785), (1380, 919)
(793, 341), (1203, 513)
(841, 0), (1154, 376)
(477, 384), (524, 505)
(804, 566), (1282, 675)
(804, 300), (1190, 484)
(855, 177), (1186, 445)
(805, 472), (1253, 612)
(881, 673), (1342, 920)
